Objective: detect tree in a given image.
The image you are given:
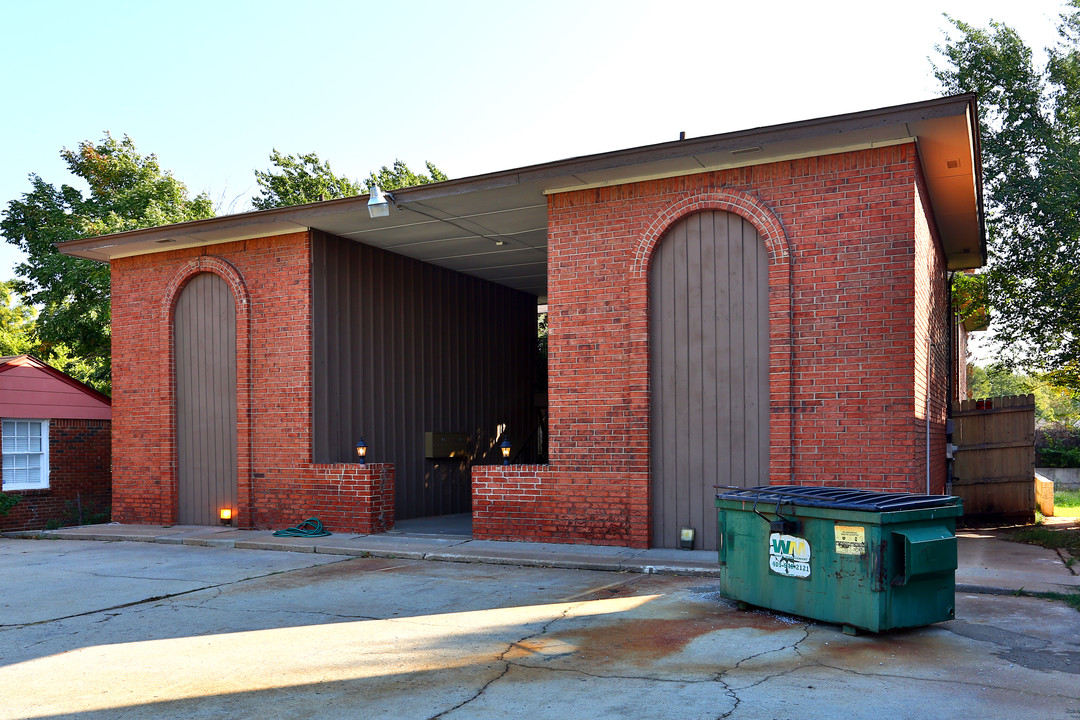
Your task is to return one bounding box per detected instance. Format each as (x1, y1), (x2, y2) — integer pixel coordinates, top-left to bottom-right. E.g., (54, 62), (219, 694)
(252, 151), (448, 209)
(0, 281), (36, 357)
(367, 159), (448, 192)
(1, 134), (214, 391)
(967, 363), (1080, 425)
(251, 150), (366, 209)
(934, 3), (1080, 388)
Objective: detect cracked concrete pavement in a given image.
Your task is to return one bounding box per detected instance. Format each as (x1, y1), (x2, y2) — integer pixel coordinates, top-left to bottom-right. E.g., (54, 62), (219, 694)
(1, 538), (1079, 719)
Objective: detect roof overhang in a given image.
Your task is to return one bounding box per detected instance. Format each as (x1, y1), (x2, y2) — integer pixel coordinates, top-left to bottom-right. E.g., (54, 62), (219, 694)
(58, 94), (986, 300)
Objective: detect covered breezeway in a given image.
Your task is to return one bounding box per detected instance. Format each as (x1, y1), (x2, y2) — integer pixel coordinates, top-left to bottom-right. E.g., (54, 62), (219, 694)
(58, 96), (984, 540)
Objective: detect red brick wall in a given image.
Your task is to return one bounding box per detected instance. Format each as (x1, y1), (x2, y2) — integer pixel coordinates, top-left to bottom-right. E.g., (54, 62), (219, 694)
(110, 232), (391, 533)
(475, 144), (952, 546)
(915, 166), (952, 494)
(0, 419), (111, 531)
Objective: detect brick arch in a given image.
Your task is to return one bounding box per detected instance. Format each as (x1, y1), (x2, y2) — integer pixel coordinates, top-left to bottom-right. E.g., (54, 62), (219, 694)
(162, 256), (250, 317)
(632, 189), (790, 280)
(161, 257), (253, 526)
(634, 190), (795, 495)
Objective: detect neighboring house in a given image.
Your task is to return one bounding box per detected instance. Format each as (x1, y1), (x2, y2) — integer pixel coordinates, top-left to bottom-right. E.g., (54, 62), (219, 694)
(59, 94), (984, 550)
(0, 355), (111, 531)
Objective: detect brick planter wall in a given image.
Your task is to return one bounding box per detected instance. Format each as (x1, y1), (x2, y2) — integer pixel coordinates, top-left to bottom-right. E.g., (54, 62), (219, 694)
(304, 463), (395, 534)
(0, 419), (111, 531)
(473, 144), (952, 547)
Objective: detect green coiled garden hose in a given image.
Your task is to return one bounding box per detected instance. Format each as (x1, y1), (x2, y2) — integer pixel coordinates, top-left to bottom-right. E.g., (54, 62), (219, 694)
(272, 517), (332, 537)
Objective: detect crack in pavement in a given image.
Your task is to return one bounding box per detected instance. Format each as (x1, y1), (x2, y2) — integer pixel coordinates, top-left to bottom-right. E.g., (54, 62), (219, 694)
(428, 589), (794, 720)
(0, 557), (356, 628)
(792, 643), (1080, 700)
(715, 622), (814, 718)
(945, 619), (1080, 675)
(427, 600), (587, 719)
(82, 570), (248, 584)
(166, 602), (385, 623)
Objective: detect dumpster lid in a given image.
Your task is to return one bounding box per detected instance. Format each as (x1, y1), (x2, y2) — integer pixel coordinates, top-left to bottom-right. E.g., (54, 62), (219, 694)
(716, 485), (960, 512)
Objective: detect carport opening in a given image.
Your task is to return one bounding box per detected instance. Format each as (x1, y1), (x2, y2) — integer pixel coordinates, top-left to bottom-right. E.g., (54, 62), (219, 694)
(310, 230), (547, 532)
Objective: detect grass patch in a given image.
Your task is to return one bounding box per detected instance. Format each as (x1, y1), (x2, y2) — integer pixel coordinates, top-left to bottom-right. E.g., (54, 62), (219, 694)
(1008, 524), (1080, 572)
(1056, 489), (1080, 516)
(1036, 590), (1080, 611)
(1008, 522), (1080, 611)
(1014, 588), (1080, 612)
(1009, 525), (1080, 553)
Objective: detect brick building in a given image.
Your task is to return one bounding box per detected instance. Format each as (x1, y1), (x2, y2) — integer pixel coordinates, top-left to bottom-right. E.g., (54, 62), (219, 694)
(0, 355), (112, 531)
(60, 95), (984, 550)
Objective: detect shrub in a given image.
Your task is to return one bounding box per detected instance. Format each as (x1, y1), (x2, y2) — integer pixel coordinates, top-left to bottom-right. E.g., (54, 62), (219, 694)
(1037, 423), (1080, 467)
(0, 493), (19, 516)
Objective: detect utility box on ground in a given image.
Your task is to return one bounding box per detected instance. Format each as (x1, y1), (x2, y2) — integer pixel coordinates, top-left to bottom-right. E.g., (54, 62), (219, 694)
(715, 486), (963, 634)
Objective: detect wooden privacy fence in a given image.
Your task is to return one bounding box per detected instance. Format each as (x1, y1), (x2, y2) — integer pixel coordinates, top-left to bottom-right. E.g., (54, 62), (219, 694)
(950, 394), (1036, 523)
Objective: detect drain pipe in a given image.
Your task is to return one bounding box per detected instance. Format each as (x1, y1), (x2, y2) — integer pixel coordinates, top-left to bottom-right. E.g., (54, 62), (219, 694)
(946, 271), (956, 496)
(926, 338), (932, 495)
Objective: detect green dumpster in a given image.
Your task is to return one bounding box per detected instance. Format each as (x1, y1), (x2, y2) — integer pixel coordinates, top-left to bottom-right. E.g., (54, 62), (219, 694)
(715, 486), (963, 634)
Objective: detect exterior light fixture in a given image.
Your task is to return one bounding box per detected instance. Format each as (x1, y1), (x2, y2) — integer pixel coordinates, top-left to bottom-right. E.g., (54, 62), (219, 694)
(356, 438), (368, 465)
(679, 527), (695, 550)
(500, 438), (512, 465)
(220, 508), (233, 526)
(367, 186), (391, 218)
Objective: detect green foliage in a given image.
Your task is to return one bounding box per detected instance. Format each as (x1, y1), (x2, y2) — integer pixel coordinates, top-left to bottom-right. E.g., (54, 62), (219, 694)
(0, 281), (36, 356)
(952, 272), (989, 330)
(251, 150), (367, 209)
(0, 492), (20, 516)
(1042, 446), (1080, 468)
(1037, 423), (1080, 467)
(366, 159), (448, 192)
(1010, 524), (1080, 551)
(1057, 489), (1080, 511)
(41, 499), (110, 530)
(967, 364), (1080, 425)
(935, 5), (1080, 387)
(1, 134), (213, 392)
(252, 152), (448, 210)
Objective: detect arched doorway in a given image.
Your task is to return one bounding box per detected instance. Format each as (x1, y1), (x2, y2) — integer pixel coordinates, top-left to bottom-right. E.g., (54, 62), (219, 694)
(649, 210), (769, 550)
(174, 272), (238, 525)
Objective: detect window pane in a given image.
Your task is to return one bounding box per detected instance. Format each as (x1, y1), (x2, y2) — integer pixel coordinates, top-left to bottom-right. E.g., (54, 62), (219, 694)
(1, 419), (47, 489)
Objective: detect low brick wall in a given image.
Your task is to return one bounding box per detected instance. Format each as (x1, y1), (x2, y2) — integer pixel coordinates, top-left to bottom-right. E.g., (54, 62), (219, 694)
(472, 466), (649, 547)
(0, 419), (112, 531)
(305, 463), (395, 534)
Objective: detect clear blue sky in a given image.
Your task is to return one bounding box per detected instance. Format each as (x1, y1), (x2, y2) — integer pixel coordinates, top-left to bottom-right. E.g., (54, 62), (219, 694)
(0, 0), (1067, 281)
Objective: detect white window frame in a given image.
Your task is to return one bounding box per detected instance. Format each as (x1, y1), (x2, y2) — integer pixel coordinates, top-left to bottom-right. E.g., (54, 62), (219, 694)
(2, 419), (50, 491)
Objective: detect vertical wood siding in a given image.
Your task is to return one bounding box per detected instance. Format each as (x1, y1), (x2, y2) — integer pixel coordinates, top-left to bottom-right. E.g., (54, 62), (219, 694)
(175, 272), (238, 525)
(311, 231), (536, 520)
(950, 394), (1036, 522)
(650, 211), (769, 550)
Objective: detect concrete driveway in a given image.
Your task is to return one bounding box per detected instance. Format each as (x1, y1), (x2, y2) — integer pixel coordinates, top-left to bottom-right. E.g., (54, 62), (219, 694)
(1, 538), (1078, 720)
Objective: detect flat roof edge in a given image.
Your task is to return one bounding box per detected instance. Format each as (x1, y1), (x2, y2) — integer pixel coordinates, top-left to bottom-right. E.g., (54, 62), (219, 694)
(57, 94), (979, 259)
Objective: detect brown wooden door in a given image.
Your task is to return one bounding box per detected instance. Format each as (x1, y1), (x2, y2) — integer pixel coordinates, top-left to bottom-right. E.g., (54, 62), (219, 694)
(175, 272), (238, 525)
(650, 211), (769, 550)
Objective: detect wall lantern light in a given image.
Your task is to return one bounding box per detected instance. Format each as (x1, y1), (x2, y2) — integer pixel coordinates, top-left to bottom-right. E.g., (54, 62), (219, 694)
(220, 508), (233, 526)
(679, 526), (695, 550)
(356, 438), (368, 465)
(367, 186), (391, 218)
(500, 438), (512, 466)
